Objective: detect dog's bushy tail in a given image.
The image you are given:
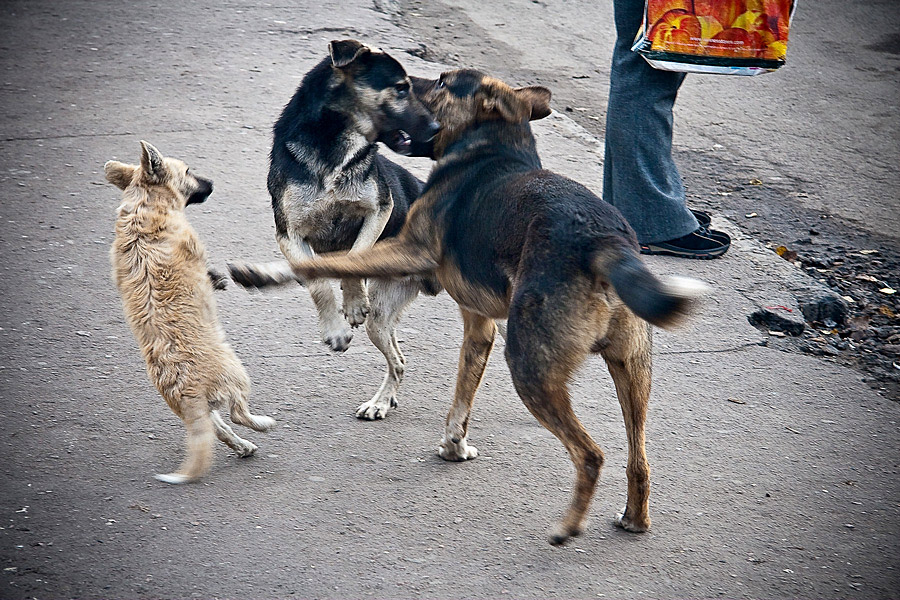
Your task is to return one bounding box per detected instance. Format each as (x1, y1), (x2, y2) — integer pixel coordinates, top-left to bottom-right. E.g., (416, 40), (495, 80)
(229, 240), (439, 290)
(593, 247), (709, 329)
(227, 261), (298, 289)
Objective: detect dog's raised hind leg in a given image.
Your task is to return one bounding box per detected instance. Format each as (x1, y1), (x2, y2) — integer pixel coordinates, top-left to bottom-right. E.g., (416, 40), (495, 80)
(279, 234), (353, 352)
(210, 410), (258, 457)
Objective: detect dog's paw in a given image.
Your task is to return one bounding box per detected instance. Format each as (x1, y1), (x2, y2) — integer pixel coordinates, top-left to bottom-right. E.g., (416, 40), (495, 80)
(343, 300), (370, 328)
(356, 395), (398, 420)
(438, 436), (479, 461)
(234, 441), (259, 458)
(247, 414), (276, 432)
(614, 506), (650, 533)
(323, 323), (353, 352)
(154, 472), (193, 484)
(549, 524), (583, 546)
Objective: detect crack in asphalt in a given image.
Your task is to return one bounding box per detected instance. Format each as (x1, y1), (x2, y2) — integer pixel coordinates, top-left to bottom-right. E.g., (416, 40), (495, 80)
(657, 341), (765, 356)
(1, 127), (218, 143)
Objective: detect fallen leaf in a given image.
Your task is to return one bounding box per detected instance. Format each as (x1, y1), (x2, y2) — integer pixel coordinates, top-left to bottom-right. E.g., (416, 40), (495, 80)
(775, 246), (798, 261)
(750, 178), (763, 185)
(746, 212), (759, 218)
(879, 288), (896, 295)
(879, 306), (897, 318)
(768, 330), (787, 337)
(859, 249), (879, 255)
(855, 274), (878, 282)
(727, 397), (746, 404)
(842, 295), (856, 303)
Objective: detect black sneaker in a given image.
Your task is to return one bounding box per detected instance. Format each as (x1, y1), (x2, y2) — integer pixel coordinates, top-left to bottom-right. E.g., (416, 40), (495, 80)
(640, 226), (730, 259)
(691, 209), (711, 230)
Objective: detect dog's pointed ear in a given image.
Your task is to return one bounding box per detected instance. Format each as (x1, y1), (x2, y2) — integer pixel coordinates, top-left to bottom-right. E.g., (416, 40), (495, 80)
(478, 79), (531, 124)
(515, 86), (552, 121)
(328, 39), (371, 69)
(104, 160), (136, 190)
(139, 140), (165, 180)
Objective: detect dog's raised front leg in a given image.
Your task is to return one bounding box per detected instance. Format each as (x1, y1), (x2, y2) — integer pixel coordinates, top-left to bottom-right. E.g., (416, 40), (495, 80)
(342, 198), (393, 327)
(279, 233), (353, 352)
(439, 309), (496, 461)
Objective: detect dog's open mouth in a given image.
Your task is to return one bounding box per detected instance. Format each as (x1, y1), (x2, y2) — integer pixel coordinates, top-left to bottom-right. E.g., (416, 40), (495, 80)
(385, 129), (412, 155)
(379, 128), (437, 158)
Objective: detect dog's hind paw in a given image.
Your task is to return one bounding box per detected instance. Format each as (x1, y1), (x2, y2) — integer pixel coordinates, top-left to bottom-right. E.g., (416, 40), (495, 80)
(234, 441), (258, 458)
(248, 415), (276, 432)
(614, 506), (650, 533)
(438, 436), (479, 461)
(549, 524), (583, 546)
(355, 395), (398, 420)
(154, 472), (192, 484)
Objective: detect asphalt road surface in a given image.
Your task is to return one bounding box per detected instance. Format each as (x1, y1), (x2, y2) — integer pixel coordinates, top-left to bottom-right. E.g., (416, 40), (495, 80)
(1, 1), (898, 599)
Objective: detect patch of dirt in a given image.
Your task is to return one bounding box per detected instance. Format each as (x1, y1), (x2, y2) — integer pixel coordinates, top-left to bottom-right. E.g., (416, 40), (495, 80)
(683, 150), (900, 400)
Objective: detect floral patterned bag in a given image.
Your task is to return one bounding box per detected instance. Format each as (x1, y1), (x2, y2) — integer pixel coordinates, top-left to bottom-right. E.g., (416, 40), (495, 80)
(632, 0), (795, 75)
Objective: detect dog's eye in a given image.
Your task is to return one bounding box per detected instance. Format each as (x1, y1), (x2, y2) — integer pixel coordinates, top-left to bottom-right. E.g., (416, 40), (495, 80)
(437, 79), (445, 89)
(395, 83), (409, 98)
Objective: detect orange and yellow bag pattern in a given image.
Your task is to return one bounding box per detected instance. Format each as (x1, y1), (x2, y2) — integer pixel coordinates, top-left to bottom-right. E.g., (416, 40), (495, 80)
(633, 0), (795, 75)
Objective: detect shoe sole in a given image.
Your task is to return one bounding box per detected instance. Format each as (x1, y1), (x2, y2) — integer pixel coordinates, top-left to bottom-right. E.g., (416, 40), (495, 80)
(640, 244), (729, 259)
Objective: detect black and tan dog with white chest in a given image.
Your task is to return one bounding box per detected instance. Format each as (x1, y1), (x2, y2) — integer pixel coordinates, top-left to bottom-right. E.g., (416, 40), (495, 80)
(233, 40), (442, 420)
(232, 69), (708, 544)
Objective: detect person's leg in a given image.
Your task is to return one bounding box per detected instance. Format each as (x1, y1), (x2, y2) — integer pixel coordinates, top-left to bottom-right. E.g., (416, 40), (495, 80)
(603, 0), (697, 245)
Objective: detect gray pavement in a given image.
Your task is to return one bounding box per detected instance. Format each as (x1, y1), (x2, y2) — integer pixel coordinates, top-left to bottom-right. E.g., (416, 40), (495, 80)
(1, 1), (898, 599)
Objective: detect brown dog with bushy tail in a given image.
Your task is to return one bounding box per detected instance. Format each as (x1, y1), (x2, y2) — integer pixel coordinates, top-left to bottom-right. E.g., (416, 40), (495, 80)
(106, 141), (275, 483)
(230, 72), (709, 544)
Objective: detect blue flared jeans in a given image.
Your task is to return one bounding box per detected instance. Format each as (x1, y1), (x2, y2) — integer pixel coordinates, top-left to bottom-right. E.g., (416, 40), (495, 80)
(603, 0), (699, 244)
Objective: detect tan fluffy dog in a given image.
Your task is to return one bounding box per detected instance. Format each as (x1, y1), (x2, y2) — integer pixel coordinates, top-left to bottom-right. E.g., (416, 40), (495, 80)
(106, 141), (275, 483)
